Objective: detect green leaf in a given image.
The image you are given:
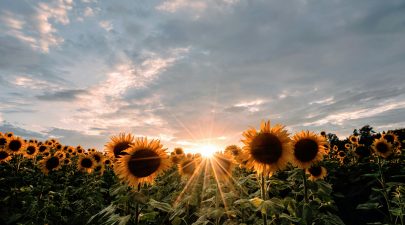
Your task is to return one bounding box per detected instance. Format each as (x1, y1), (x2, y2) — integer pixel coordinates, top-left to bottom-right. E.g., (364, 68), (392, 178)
(356, 202), (381, 210)
(279, 213), (301, 222)
(149, 199), (173, 212)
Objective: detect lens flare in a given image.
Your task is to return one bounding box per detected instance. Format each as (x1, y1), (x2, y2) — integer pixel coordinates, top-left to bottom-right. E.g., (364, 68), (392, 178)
(198, 145), (218, 158)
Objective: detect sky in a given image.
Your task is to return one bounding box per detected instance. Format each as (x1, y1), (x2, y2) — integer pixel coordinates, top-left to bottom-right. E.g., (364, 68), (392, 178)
(1, 0), (405, 152)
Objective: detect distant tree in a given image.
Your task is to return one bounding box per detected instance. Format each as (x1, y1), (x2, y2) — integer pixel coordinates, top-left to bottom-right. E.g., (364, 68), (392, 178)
(358, 125), (375, 147)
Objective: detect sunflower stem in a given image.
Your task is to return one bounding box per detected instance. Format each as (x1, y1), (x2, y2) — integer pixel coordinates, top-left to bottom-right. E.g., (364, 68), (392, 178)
(260, 173), (267, 225)
(302, 169), (309, 204)
(377, 157), (393, 223)
(135, 183), (141, 225)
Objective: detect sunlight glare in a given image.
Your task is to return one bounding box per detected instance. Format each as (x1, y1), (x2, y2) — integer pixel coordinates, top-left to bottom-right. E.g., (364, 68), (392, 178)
(199, 145), (218, 158)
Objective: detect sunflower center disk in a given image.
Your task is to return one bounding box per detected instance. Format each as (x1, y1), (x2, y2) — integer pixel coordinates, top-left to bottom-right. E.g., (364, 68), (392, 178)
(308, 166), (322, 176)
(376, 142), (389, 153)
(113, 142), (131, 158)
(294, 139), (319, 162)
(27, 146), (36, 155)
(128, 149), (161, 178)
(9, 140), (22, 151)
(0, 151), (9, 159)
(46, 157), (60, 170)
(250, 133), (282, 164)
(81, 158), (93, 168)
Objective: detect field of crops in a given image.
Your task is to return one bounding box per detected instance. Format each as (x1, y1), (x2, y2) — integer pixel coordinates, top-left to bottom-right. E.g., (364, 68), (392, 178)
(0, 121), (404, 225)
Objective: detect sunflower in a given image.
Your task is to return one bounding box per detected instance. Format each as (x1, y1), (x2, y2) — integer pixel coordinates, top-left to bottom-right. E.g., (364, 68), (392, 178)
(42, 151), (51, 157)
(382, 133), (398, 144)
(104, 158), (112, 167)
(38, 145), (49, 154)
(24, 144), (39, 159)
(337, 151), (346, 161)
(224, 145), (245, 164)
(76, 146), (85, 155)
(114, 137), (171, 187)
(306, 165), (327, 181)
(5, 132), (14, 138)
(349, 135), (359, 144)
(333, 145), (338, 151)
(170, 153), (183, 164)
(372, 138), (393, 158)
(55, 144), (63, 151)
(211, 153), (234, 179)
(78, 155), (96, 173)
(178, 158), (196, 177)
(344, 143), (351, 149)
(6, 136), (25, 155)
(94, 164), (105, 176)
(173, 147), (184, 155)
(54, 150), (66, 160)
(0, 136), (8, 146)
(39, 156), (62, 175)
(241, 120), (292, 175)
(105, 133), (135, 159)
(291, 131), (327, 169)
(354, 145), (371, 158)
(0, 150), (12, 163)
(320, 131), (327, 137)
(91, 151), (104, 164)
(66, 146), (76, 154)
(63, 158), (72, 166)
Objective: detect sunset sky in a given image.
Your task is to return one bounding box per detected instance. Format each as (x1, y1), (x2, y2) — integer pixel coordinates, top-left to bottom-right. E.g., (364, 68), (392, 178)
(1, 0), (405, 152)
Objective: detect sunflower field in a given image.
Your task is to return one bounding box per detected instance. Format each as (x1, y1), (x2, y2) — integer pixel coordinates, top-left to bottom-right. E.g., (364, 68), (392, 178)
(0, 122), (404, 225)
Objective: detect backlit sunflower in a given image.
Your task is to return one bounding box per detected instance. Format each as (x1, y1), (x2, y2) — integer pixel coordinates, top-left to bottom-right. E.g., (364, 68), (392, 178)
(174, 147), (184, 155)
(78, 155), (96, 173)
(333, 145), (338, 151)
(349, 135), (359, 144)
(178, 158), (196, 177)
(76, 146), (85, 155)
(291, 131), (327, 169)
(320, 131), (327, 137)
(354, 145), (371, 158)
(0, 136), (8, 146)
(306, 165), (327, 181)
(372, 138), (393, 158)
(6, 136), (25, 155)
(0, 150), (12, 163)
(24, 144), (39, 159)
(224, 145), (245, 164)
(63, 158), (72, 166)
(105, 133), (135, 159)
(337, 151), (346, 161)
(38, 145), (49, 154)
(241, 120), (292, 175)
(54, 150), (66, 160)
(114, 137), (171, 187)
(382, 132), (398, 144)
(211, 153), (234, 180)
(170, 153), (183, 164)
(104, 158), (112, 167)
(66, 146), (76, 154)
(5, 132), (14, 138)
(344, 143), (351, 149)
(39, 156), (62, 175)
(91, 151), (104, 164)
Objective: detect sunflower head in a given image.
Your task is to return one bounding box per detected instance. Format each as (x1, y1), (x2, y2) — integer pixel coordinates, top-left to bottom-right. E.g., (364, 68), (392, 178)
(63, 158), (72, 166)
(320, 131), (326, 137)
(114, 137), (171, 187)
(333, 145), (338, 151)
(241, 120), (292, 175)
(349, 135), (359, 144)
(91, 151), (104, 164)
(170, 154), (183, 164)
(354, 145), (371, 158)
(5, 132), (14, 138)
(306, 165), (327, 181)
(291, 131), (327, 169)
(6, 137), (25, 154)
(94, 164), (105, 176)
(0, 150), (12, 163)
(24, 144), (39, 159)
(372, 138), (393, 158)
(38, 145), (49, 153)
(382, 133), (397, 144)
(105, 133), (135, 159)
(39, 156), (62, 175)
(174, 147), (184, 155)
(344, 143), (351, 149)
(178, 158), (196, 177)
(54, 150), (66, 160)
(0, 136), (9, 146)
(78, 155), (96, 173)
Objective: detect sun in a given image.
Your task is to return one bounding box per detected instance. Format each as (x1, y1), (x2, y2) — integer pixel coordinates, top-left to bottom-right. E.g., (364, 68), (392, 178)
(198, 145), (218, 158)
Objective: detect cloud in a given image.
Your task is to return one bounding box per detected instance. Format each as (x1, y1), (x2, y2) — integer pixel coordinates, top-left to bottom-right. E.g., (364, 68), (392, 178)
(36, 89), (88, 101)
(99, 20), (113, 31)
